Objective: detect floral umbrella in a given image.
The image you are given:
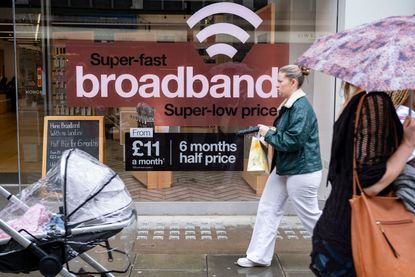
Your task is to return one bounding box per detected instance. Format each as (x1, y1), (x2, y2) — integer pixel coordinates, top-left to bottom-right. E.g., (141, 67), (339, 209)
(295, 16), (415, 92)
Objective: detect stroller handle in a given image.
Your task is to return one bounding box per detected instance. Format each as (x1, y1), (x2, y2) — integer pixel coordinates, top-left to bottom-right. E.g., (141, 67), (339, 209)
(0, 185), (29, 211)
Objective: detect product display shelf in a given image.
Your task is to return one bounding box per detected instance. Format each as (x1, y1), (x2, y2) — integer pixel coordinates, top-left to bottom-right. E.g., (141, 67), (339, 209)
(51, 44), (93, 116)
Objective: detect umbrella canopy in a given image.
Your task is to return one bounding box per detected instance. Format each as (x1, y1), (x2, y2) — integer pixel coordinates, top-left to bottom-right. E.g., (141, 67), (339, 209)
(296, 16), (415, 92)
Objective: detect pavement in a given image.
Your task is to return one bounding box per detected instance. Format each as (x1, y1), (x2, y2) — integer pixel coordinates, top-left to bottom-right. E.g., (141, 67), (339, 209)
(2, 215), (314, 277)
(131, 216), (314, 277)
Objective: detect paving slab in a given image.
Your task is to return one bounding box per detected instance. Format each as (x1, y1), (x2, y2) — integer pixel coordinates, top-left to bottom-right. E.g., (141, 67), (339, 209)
(277, 253), (314, 276)
(134, 254), (206, 271)
(207, 255), (284, 277)
(284, 272), (315, 277)
(130, 271), (207, 277)
(131, 254), (207, 277)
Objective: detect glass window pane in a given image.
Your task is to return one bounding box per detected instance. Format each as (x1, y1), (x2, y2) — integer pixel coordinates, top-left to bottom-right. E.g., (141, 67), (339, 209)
(11, 0), (338, 204)
(0, 0), (18, 185)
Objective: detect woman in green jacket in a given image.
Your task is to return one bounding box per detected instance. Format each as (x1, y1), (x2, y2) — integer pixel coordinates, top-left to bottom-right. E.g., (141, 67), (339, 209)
(237, 64), (323, 267)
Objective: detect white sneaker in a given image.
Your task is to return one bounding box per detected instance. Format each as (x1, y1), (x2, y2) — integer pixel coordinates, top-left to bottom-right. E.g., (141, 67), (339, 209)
(236, 257), (270, 268)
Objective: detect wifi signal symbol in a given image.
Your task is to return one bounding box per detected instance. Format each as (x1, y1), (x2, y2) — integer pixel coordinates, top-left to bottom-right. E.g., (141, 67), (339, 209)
(187, 2), (263, 59)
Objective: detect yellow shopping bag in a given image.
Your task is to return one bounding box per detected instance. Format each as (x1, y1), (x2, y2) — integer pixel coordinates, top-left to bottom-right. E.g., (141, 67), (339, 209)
(247, 136), (269, 173)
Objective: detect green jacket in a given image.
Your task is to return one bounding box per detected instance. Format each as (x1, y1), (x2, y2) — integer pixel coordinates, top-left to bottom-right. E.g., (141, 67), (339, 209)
(264, 89), (322, 175)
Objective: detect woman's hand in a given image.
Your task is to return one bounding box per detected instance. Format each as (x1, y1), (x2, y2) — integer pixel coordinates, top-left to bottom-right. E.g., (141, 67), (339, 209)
(257, 124), (270, 136)
(402, 116), (415, 149)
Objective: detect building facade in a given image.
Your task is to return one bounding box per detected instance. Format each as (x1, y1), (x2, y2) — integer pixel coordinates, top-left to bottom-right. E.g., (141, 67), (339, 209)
(0, 0), (414, 214)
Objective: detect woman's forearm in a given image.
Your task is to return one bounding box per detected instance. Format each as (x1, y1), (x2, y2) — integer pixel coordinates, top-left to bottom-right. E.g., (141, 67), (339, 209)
(363, 142), (414, 196)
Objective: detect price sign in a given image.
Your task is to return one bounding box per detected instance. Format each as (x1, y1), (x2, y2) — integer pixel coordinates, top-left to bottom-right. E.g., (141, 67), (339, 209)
(125, 132), (244, 171)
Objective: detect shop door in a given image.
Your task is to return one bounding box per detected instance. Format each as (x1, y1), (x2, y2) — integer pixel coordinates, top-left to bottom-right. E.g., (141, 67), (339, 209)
(0, 0), (42, 185)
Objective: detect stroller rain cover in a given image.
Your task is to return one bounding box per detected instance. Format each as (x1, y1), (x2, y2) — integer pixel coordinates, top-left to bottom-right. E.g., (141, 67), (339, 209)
(0, 148), (137, 275)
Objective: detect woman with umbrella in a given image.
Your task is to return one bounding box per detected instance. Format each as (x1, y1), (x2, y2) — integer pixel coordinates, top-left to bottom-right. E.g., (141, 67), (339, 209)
(308, 82), (415, 275)
(295, 16), (415, 275)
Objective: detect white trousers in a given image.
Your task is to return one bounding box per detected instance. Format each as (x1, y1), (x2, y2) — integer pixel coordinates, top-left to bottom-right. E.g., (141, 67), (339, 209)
(246, 168), (322, 265)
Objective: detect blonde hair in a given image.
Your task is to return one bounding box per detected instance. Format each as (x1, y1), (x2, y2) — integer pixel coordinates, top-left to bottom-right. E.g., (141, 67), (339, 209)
(341, 81), (363, 103)
(386, 90), (409, 108)
(340, 81), (365, 113)
(279, 65), (310, 88)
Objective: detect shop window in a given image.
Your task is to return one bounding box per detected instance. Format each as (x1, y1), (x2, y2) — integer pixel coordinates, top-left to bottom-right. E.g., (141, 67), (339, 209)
(9, 0), (329, 201)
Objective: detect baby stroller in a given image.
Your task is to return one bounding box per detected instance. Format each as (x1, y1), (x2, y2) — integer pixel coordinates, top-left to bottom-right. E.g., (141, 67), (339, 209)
(0, 148), (137, 277)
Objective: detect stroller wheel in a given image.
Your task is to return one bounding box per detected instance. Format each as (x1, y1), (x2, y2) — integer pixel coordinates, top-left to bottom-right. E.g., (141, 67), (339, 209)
(39, 255), (63, 277)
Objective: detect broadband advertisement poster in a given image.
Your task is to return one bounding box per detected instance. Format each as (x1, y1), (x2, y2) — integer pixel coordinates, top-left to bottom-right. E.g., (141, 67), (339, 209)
(66, 41), (288, 126)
